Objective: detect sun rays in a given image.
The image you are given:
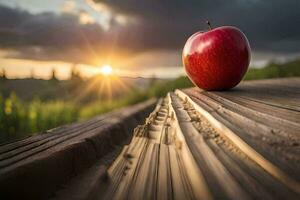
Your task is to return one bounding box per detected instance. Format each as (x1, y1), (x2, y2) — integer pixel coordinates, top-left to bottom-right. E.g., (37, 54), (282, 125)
(75, 64), (132, 102)
(100, 65), (113, 76)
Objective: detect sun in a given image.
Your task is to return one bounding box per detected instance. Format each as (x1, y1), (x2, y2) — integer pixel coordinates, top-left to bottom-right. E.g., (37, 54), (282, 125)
(100, 65), (113, 76)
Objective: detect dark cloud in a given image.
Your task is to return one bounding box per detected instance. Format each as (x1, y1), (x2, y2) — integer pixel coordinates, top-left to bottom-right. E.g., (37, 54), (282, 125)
(0, 5), (109, 64)
(0, 0), (300, 65)
(94, 0), (300, 52)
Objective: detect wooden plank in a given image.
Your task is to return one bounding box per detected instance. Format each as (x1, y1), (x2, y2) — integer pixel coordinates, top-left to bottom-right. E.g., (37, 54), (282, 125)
(176, 78), (300, 195)
(98, 79), (299, 199)
(0, 99), (156, 200)
(100, 95), (212, 200)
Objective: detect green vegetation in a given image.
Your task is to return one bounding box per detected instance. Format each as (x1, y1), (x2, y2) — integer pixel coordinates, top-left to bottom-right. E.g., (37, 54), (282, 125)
(244, 59), (300, 80)
(79, 90), (149, 120)
(0, 93), (79, 142)
(0, 59), (299, 143)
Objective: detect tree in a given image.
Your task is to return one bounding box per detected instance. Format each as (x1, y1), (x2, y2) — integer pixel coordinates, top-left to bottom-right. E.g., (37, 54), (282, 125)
(30, 68), (35, 79)
(70, 64), (82, 81)
(50, 68), (58, 81)
(0, 69), (7, 80)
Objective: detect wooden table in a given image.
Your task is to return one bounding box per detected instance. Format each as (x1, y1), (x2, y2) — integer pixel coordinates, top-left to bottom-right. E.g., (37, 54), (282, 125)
(98, 78), (300, 200)
(0, 78), (299, 200)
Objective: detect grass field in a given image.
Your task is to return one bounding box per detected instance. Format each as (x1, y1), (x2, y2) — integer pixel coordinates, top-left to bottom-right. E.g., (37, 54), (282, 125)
(0, 59), (299, 143)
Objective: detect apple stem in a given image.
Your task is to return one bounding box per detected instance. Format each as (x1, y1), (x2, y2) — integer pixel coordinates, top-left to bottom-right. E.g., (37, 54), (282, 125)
(206, 20), (212, 30)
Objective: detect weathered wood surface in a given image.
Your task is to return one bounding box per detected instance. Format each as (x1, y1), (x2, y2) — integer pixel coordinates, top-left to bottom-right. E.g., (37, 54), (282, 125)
(0, 99), (156, 200)
(97, 78), (300, 200)
(0, 78), (299, 200)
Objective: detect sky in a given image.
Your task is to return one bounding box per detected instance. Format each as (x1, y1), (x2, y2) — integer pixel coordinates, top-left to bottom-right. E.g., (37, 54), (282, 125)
(0, 0), (299, 79)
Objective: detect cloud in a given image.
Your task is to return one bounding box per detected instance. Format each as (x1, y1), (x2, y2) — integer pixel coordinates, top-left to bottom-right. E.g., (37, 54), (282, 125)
(120, 50), (182, 69)
(61, 0), (77, 14)
(79, 10), (95, 24)
(92, 0), (300, 53)
(0, 0), (300, 67)
(0, 5), (110, 64)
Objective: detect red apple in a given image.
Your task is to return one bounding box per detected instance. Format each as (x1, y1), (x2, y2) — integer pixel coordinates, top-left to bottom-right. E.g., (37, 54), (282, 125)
(182, 22), (251, 90)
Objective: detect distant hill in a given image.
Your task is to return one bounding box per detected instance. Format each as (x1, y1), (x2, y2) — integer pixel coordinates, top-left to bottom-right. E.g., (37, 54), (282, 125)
(0, 79), (70, 101)
(0, 78), (74, 101)
(0, 76), (153, 102)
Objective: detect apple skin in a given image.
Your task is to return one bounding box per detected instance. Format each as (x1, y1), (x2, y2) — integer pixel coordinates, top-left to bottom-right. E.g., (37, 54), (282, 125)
(183, 26), (251, 90)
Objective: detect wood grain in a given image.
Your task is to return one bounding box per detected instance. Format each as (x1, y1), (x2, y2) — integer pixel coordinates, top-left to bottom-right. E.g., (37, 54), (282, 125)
(100, 78), (300, 199)
(0, 99), (156, 200)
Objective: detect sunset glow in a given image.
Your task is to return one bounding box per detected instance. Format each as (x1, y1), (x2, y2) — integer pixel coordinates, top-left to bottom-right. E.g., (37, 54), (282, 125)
(100, 65), (113, 76)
